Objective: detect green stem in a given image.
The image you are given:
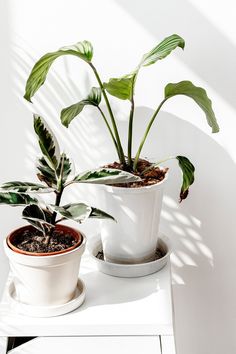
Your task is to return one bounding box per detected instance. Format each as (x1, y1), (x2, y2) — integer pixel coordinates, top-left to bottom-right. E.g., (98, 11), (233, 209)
(97, 106), (119, 152)
(141, 156), (175, 175)
(133, 98), (168, 171)
(89, 63), (126, 165)
(127, 97), (135, 168)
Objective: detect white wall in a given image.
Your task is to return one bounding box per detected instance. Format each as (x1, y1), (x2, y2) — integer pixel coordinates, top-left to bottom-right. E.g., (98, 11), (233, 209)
(1, 1), (236, 353)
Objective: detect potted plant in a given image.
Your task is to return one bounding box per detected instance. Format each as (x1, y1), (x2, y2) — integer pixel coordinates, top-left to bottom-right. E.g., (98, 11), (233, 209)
(24, 34), (219, 264)
(0, 115), (139, 307)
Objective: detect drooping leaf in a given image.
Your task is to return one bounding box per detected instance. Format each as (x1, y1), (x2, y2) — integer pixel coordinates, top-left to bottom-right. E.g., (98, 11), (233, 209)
(51, 203), (92, 223)
(164, 81), (219, 133)
(176, 156), (195, 202)
(34, 115), (60, 170)
(0, 181), (52, 193)
(22, 204), (54, 235)
(0, 192), (38, 206)
(71, 168), (141, 185)
(61, 87), (102, 127)
(103, 73), (136, 101)
(24, 41), (93, 102)
(140, 34), (185, 67)
(90, 207), (115, 221)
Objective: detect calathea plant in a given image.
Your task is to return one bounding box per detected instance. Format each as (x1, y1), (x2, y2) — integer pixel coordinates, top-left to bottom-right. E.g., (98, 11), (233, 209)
(0, 115), (139, 246)
(24, 34), (219, 201)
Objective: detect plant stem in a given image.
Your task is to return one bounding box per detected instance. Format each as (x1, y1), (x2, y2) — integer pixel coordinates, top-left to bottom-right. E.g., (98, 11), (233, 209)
(89, 63), (126, 165)
(97, 106), (119, 152)
(127, 97), (135, 168)
(133, 98), (167, 171)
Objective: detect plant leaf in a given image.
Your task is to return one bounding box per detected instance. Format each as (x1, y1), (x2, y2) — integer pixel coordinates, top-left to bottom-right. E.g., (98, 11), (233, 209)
(71, 168), (141, 184)
(0, 192), (38, 206)
(24, 40), (93, 102)
(176, 156), (195, 202)
(61, 87), (102, 127)
(90, 207), (115, 221)
(34, 115), (60, 170)
(103, 73), (136, 101)
(51, 203), (92, 223)
(0, 181), (52, 193)
(140, 34), (185, 67)
(165, 81), (219, 133)
(22, 204), (54, 235)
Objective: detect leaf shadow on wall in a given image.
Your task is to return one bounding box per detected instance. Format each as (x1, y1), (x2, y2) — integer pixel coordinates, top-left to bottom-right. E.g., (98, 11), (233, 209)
(120, 106), (236, 354)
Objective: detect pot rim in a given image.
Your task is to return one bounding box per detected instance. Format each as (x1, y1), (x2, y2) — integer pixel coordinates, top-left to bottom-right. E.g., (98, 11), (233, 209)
(101, 169), (168, 194)
(6, 224), (84, 257)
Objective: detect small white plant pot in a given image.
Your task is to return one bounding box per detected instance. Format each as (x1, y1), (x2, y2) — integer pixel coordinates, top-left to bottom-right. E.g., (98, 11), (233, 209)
(99, 174), (168, 264)
(4, 225), (86, 307)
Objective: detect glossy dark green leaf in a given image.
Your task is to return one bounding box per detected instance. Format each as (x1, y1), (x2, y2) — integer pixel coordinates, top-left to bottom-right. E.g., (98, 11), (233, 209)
(176, 156), (195, 202)
(61, 87), (102, 127)
(165, 81), (219, 133)
(34, 115), (60, 170)
(0, 192), (38, 206)
(0, 181), (52, 193)
(72, 168), (141, 184)
(24, 41), (93, 102)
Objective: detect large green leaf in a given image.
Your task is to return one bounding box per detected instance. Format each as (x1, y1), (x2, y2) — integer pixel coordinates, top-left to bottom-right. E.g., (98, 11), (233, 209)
(140, 34), (185, 67)
(51, 203), (92, 223)
(104, 35), (184, 101)
(22, 204), (54, 235)
(176, 156), (195, 202)
(24, 40), (93, 102)
(34, 115), (60, 170)
(103, 73), (136, 101)
(0, 192), (38, 206)
(61, 87), (102, 127)
(71, 168), (141, 185)
(0, 181), (52, 193)
(164, 81), (219, 133)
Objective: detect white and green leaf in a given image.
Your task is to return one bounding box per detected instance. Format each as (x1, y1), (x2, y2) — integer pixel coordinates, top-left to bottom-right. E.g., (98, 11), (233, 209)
(90, 207), (115, 221)
(61, 87), (102, 127)
(22, 204), (54, 235)
(164, 81), (219, 133)
(71, 168), (141, 185)
(0, 192), (39, 206)
(0, 181), (52, 193)
(176, 156), (195, 202)
(34, 115), (60, 170)
(24, 40), (93, 102)
(51, 203), (92, 223)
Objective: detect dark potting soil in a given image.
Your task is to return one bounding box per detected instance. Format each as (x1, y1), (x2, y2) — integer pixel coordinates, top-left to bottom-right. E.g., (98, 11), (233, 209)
(104, 159), (168, 188)
(12, 229), (77, 253)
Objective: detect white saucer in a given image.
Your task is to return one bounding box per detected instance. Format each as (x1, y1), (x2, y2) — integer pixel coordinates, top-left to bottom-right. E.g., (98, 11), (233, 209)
(88, 233), (171, 278)
(7, 278), (85, 317)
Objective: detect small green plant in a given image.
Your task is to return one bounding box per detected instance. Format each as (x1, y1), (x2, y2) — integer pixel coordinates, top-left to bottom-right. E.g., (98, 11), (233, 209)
(0, 115), (139, 244)
(24, 34), (219, 200)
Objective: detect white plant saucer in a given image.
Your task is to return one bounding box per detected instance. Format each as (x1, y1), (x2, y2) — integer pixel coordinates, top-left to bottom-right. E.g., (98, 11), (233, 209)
(88, 233), (171, 278)
(7, 278), (85, 317)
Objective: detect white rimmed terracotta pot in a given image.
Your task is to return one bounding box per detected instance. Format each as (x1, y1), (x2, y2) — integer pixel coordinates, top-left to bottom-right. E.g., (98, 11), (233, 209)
(99, 172), (168, 264)
(4, 224), (86, 306)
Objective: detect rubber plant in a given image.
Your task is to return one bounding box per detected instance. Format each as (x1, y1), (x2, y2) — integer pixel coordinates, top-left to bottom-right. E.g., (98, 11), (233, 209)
(24, 34), (219, 201)
(0, 115), (139, 245)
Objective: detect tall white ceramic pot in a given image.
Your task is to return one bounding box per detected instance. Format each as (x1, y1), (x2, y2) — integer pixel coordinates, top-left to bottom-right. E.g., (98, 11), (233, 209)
(4, 224), (86, 306)
(99, 174), (168, 264)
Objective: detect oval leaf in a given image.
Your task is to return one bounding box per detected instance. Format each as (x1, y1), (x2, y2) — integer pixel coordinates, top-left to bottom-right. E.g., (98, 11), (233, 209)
(61, 87), (102, 127)
(165, 81), (219, 133)
(0, 192), (38, 206)
(176, 156), (195, 202)
(22, 204), (54, 234)
(104, 73), (136, 101)
(0, 181), (52, 193)
(51, 203), (92, 223)
(90, 207), (115, 221)
(71, 168), (141, 185)
(34, 115), (60, 170)
(24, 40), (93, 102)
(140, 34), (185, 67)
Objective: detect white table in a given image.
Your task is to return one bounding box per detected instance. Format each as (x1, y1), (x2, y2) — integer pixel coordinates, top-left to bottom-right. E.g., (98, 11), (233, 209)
(0, 254), (176, 354)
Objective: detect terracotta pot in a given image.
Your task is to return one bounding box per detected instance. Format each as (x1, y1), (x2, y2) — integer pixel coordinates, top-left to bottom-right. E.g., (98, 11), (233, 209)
(4, 224), (86, 307)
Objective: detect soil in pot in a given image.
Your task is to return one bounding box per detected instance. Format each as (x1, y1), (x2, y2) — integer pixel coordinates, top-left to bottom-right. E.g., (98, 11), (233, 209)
(104, 159), (168, 188)
(8, 227), (82, 254)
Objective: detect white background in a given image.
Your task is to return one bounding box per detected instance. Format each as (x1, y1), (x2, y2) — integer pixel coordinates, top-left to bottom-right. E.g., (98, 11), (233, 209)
(0, 1), (236, 353)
